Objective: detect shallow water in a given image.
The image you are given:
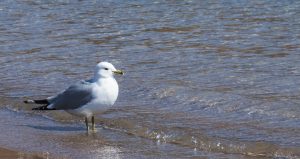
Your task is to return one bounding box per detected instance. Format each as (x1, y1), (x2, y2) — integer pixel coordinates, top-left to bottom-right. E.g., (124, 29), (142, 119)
(0, 0), (300, 158)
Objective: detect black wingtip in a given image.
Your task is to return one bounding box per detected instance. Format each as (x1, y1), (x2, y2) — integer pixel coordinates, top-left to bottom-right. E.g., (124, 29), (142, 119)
(24, 99), (33, 104)
(24, 99), (49, 105)
(32, 105), (56, 110)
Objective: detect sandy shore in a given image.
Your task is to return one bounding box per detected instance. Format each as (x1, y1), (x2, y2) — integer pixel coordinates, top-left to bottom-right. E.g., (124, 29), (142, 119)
(0, 105), (124, 159)
(0, 106), (60, 159)
(0, 147), (46, 159)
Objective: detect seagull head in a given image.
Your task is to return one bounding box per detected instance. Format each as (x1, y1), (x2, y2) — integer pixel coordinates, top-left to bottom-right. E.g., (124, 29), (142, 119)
(94, 62), (124, 79)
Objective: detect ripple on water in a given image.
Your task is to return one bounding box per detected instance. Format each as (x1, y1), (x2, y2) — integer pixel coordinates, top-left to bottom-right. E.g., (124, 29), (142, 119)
(0, 0), (300, 158)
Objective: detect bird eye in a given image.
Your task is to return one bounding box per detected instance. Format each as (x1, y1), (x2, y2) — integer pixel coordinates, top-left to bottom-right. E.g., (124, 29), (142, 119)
(104, 68), (109, 70)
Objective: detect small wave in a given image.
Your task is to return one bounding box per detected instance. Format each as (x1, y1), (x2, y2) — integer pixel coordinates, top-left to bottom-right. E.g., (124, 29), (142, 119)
(92, 109), (300, 159)
(145, 26), (198, 33)
(101, 121), (300, 159)
(3, 99), (299, 158)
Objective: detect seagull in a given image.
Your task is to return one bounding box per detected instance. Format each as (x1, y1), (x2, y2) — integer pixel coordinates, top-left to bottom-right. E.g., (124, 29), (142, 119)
(24, 62), (124, 131)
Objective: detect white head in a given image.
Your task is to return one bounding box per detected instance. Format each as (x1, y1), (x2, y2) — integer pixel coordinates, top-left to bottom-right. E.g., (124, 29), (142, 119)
(94, 62), (123, 79)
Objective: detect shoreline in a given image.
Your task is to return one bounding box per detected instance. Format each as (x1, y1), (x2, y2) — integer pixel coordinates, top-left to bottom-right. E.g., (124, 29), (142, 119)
(0, 98), (299, 159)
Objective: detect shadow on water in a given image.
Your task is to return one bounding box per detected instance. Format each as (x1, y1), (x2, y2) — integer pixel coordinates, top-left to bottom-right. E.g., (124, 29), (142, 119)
(19, 124), (84, 132)
(22, 125), (107, 138)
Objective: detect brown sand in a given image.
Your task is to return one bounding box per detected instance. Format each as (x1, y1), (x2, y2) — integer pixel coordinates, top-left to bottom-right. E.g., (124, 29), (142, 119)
(0, 147), (47, 159)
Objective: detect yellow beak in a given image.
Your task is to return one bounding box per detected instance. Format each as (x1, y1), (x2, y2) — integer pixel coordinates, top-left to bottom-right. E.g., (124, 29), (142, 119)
(113, 70), (124, 75)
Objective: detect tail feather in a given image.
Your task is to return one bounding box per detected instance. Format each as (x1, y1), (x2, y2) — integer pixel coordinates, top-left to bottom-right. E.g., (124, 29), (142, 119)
(24, 99), (54, 110)
(24, 99), (49, 104)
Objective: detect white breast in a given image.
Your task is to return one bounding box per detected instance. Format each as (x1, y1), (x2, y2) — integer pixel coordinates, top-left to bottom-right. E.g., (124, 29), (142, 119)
(66, 77), (119, 117)
(93, 77), (119, 106)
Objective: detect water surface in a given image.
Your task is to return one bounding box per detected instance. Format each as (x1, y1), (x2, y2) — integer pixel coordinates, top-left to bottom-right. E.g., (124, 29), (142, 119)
(0, 0), (299, 158)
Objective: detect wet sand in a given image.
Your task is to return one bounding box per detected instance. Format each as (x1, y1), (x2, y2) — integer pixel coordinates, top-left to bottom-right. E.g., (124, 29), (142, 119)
(0, 105), (56, 158)
(0, 101), (160, 159)
(1, 101), (299, 159)
(0, 147), (46, 159)
(1, 99), (275, 159)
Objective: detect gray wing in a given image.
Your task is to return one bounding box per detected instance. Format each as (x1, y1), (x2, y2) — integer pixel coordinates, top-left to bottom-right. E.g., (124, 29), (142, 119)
(49, 80), (94, 110)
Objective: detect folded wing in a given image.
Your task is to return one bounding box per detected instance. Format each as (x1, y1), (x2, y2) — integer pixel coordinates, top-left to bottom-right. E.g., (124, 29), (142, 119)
(48, 80), (94, 110)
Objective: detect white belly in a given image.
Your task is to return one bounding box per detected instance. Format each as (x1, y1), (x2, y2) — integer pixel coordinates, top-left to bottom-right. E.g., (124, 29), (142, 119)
(66, 78), (119, 117)
(66, 101), (112, 117)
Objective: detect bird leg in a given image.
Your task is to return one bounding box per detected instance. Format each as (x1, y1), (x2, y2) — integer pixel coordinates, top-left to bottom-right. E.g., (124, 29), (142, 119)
(91, 116), (96, 131)
(85, 117), (89, 131)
